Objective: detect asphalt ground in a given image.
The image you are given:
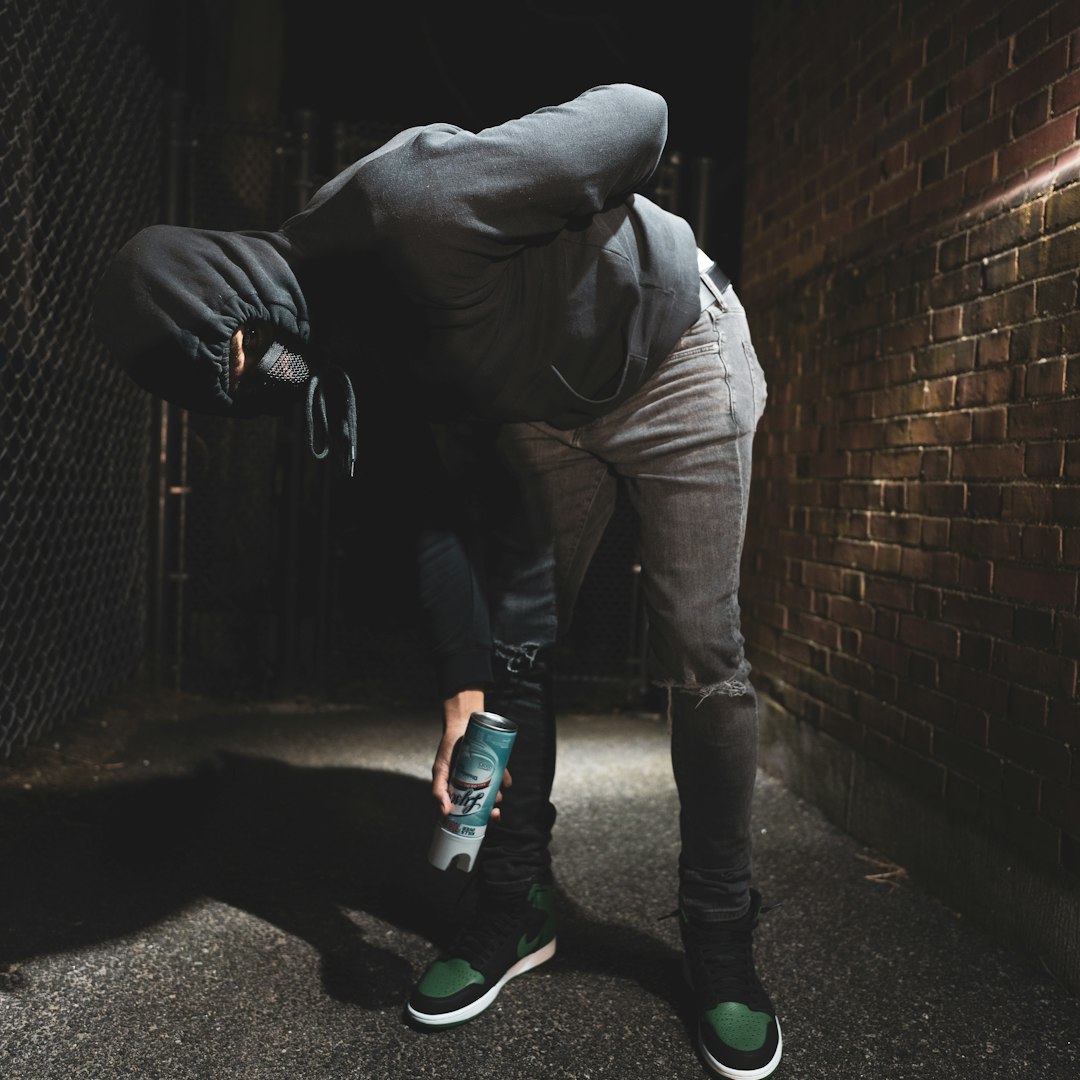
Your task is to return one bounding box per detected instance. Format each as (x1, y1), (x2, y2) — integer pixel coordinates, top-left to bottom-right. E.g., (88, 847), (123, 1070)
(1, 699), (1078, 1079)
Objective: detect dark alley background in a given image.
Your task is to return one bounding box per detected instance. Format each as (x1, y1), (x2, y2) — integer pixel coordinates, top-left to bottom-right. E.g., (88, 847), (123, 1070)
(148, 1), (753, 150)
(3, 0), (1080, 1075)
(118, 0), (755, 275)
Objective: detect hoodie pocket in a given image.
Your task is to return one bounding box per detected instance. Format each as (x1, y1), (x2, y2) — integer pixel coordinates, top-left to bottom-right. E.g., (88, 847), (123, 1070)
(548, 284), (673, 410)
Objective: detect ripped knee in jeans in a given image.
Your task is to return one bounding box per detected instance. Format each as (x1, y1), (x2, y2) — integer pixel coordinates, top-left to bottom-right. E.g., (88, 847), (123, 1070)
(655, 676), (754, 716)
(494, 640), (546, 676)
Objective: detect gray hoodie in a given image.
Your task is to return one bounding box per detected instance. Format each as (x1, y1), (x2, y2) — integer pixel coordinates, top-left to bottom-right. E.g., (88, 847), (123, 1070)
(94, 84), (699, 431)
(92, 84), (704, 694)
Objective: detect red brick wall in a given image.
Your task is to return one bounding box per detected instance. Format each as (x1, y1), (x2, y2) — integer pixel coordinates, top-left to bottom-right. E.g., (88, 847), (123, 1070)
(741, 0), (1080, 876)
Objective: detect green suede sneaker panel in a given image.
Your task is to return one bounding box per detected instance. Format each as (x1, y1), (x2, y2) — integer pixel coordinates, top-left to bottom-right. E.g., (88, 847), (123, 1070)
(417, 957), (486, 999)
(703, 1001), (772, 1052)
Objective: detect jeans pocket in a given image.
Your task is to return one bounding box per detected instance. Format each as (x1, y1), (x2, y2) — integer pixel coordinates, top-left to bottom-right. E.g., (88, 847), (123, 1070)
(742, 339), (767, 428)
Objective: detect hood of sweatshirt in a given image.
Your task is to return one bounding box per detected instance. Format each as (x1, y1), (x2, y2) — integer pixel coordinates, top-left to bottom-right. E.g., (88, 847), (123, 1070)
(92, 224), (310, 417)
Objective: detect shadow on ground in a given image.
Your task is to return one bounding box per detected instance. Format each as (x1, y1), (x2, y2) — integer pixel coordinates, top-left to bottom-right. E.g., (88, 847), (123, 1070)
(0, 750), (684, 1018)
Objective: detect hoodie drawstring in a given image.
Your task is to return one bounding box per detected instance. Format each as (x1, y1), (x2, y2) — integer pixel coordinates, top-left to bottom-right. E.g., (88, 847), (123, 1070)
(305, 368), (358, 477)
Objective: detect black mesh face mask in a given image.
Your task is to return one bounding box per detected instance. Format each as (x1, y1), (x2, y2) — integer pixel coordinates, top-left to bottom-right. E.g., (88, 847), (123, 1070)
(234, 338), (358, 477)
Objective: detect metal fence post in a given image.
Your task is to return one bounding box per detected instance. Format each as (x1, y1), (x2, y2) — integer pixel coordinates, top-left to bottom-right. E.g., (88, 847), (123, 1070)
(148, 91), (193, 692)
(274, 110), (321, 692)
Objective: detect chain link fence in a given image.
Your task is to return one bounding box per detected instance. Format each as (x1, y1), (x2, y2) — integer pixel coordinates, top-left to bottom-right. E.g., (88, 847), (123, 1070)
(0, 0), (161, 756)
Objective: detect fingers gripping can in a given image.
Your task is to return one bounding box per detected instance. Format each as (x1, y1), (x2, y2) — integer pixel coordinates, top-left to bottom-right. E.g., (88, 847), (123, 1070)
(429, 711), (517, 872)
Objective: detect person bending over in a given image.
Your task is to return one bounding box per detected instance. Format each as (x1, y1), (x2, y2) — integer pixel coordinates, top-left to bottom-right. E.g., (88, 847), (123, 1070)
(94, 83), (780, 1079)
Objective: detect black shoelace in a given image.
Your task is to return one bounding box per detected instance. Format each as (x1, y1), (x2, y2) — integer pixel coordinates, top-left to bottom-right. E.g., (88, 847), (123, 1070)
(662, 898), (781, 1011)
(448, 902), (530, 968)
(684, 919), (769, 1009)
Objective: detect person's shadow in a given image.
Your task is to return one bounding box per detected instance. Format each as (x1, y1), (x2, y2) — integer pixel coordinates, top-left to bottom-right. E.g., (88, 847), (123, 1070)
(0, 749), (686, 1018)
(0, 753), (440, 1004)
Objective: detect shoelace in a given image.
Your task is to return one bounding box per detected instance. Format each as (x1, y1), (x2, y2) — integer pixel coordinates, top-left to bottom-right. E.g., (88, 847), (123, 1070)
(661, 898), (782, 1009)
(685, 919), (766, 1006)
(449, 903), (531, 967)
(305, 368), (358, 477)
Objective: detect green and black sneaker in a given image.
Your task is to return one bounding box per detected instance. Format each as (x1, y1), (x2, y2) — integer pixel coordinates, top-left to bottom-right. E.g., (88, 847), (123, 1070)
(680, 889), (782, 1079)
(407, 880), (556, 1028)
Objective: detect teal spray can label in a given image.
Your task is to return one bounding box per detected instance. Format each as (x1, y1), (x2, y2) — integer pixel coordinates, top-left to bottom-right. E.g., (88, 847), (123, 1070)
(429, 711), (517, 872)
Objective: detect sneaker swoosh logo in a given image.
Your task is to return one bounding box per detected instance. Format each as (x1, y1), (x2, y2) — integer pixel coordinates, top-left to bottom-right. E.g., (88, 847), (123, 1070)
(517, 931), (542, 957)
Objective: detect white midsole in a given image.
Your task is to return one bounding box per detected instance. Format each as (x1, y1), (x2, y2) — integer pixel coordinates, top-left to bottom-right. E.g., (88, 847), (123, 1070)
(407, 938), (557, 1027)
(700, 1018), (783, 1080)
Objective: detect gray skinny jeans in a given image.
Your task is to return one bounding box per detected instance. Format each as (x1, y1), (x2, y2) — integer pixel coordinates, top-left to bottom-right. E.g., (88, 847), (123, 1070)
(481, 285), (767, 922)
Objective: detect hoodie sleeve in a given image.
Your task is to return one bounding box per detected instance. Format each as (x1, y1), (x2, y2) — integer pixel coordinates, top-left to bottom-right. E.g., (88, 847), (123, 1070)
(404, 421), (496, 699)
(402, 83), (670, 247)
(414, 524), (494, 698)
(281, 84), (669, 274)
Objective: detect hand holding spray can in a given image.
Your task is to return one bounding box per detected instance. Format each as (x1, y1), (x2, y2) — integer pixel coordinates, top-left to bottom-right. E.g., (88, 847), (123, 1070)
(429, 711), (517, 872)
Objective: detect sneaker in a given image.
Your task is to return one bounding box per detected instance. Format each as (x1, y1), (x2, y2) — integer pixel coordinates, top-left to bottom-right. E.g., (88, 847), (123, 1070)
(679, 889), (782, 1079)
(406, 880), (556, 1027)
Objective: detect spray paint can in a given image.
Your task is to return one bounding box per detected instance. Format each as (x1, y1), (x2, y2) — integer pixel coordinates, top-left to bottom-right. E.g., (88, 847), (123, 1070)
(429, 711), (518, 872)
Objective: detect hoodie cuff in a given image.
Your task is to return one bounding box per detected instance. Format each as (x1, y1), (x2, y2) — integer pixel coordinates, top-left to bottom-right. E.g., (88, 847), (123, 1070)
(436, 649), (494, 701)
